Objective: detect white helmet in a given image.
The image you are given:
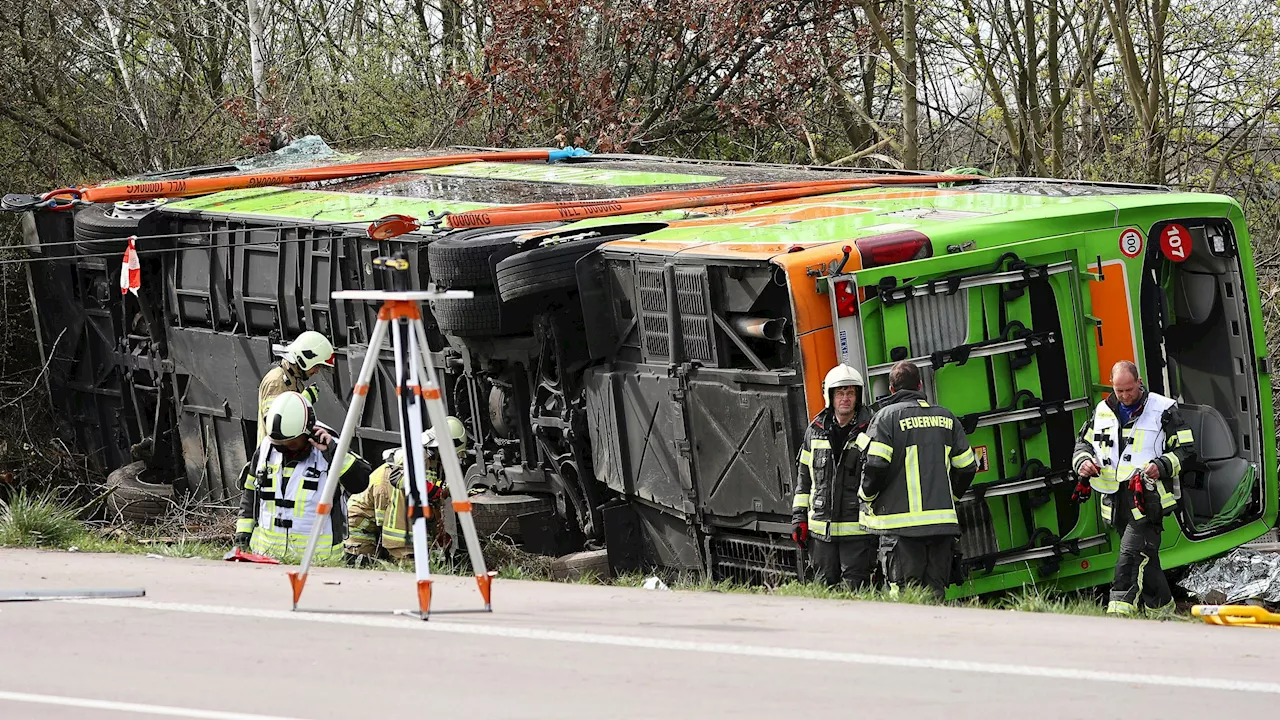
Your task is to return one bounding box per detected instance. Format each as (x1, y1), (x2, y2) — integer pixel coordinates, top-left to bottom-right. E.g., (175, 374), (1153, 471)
(383, 417), (467, 465)
(284, 331), (334, 371)
(823, 364), (865, 408)
(423, 416), (467, 449)
(263, 391), (315, 443)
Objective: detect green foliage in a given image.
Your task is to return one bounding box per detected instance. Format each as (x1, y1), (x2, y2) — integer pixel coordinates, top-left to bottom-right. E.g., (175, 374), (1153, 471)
(0, 488), (87, 548)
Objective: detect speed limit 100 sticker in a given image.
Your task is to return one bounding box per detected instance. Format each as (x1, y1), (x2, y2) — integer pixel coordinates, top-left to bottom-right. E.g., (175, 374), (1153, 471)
(1119, 228), (1144, 258)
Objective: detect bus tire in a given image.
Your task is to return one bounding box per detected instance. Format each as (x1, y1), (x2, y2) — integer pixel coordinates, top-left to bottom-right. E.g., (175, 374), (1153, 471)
(427, 225), (560, 289)
(494, 233), (623, 302)
(430, 291), (529, 337)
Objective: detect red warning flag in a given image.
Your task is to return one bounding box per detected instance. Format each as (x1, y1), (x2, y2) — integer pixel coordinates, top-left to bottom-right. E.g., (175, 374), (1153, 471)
(120, 236), (140, 295)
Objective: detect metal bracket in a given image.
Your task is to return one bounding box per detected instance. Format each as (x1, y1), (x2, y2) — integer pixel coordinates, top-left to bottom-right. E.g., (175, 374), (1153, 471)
(960, 389), (1090, 434)
(867, 322), (1054, 377)
(961, 459), (1074, 502)
(878, 260), (1072, 307)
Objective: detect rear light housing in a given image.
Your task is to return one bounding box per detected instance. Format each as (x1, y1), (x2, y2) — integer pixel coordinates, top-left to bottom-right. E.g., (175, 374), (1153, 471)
(854, 230), (933, 268)
(833, 279), (858, 317)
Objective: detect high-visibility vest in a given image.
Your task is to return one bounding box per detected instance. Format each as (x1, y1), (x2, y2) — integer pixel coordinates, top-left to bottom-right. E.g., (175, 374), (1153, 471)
(1081, 393), (1182, 520)
(242, 443), (354, 560)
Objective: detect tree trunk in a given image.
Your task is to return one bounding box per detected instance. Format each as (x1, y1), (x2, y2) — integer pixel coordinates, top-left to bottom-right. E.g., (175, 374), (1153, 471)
(1047, 0), (1063, 176)
(902, 0), (919, 170)
(246, 0), (268, 117)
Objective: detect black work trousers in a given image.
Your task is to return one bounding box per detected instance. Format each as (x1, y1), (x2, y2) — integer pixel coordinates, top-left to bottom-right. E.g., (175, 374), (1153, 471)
(809, 535), (878, 590)
(884, 535), (956, 600)
(1107, 485), (1172, 612)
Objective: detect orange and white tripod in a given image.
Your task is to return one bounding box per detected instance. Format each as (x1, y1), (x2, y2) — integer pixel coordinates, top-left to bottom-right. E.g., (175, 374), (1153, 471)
(288, 251), (494, 619)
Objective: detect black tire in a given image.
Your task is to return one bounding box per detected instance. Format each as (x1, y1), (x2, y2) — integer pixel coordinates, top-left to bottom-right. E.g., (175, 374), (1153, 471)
(469, 492), (552, 541)
(494, 232), (625, 303)
(105, 461), (174, 523)
(430, 291), (531, 337)
(427, 224), (560, 289)
(73, 201), (165, 256)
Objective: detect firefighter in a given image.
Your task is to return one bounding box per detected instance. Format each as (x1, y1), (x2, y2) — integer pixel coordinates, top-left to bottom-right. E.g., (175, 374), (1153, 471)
(257, 331), (334, 445)
(791, 364), (877, 590)
(1072, 360), (1195, 615)
(344, 416), (467, 564)
(235, 391), (371, 561)
(858, 361), (977, 600)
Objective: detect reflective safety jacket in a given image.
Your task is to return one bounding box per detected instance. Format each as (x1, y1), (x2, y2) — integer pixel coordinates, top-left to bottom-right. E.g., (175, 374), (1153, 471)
(1072, 390), (1194, 521)
(256, 362), (319, 445)
(236, 439), (370, 561)
(857, 390), (978, 537)
(792, 404), (874, 539)
(346, 457), (445, 559)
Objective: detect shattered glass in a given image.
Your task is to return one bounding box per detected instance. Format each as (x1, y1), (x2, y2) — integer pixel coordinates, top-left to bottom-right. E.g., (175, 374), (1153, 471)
(236, 135), (337, 170)
(1179, 548), (1280, 603)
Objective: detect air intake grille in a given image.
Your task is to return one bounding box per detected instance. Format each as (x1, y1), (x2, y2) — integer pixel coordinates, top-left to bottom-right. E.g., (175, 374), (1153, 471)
(635, 265), (716, 364)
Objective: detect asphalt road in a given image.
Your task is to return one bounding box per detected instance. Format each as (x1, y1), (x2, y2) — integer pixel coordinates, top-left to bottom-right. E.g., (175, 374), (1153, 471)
(0, 549), (1276, 719)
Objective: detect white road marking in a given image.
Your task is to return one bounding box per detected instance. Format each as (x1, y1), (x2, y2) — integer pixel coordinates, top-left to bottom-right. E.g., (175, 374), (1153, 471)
(0, 690), (307, 720)
(67, 597), (1280, 695)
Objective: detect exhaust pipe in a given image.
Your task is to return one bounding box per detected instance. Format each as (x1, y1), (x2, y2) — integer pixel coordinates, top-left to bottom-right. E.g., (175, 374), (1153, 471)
(729, 314), (789, 343)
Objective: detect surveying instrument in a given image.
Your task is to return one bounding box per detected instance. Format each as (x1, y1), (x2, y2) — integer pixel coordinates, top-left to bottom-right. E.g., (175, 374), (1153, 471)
(287, 215), (494, 619)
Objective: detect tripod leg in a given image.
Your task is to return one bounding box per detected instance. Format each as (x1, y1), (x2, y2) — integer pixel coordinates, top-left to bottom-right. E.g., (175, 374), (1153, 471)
(393, 314), (434, 617)
(412, 319), (494, 609)
(289, 314), (390, 609)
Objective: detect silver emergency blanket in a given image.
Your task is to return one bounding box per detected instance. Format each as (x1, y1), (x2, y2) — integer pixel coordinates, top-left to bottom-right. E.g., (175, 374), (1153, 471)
(1178, 548), (1280, 604)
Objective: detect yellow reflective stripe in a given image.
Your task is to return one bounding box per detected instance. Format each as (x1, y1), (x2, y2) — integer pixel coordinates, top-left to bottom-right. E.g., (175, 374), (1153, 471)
(1174, 429), (1194, 445)
(1106, 600), (1136, 615)
(906, 445), (922, 514)
(341, 453), (358, 474)
(861, 508), (958, 530)
(858, 487), (876, 502)
(868, 441), (894, 462)
(1100, 501), (1113, 522)
(810, 439), (832, 450)
(792, 493), (811, 509)
(1160, 489), (1177, 510)
(799, 449), (812, 466)
(952, 447), (976, 469)
(249, 528), (337, 560)
(302, 385), (319, 403)
(807, 517), (869, 536)
(1091, 469), (1119, 493)
(855, 433), (871, 451)
(235, 518), (255, 533)
(917, 400), (930, 407)
(1161, 452), (1181, 477)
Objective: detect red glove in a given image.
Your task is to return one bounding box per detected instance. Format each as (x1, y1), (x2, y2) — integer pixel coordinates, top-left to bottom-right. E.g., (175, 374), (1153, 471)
(1128, 471), (1145, 509)
(426, 481), (443, 503)
(1070, 480), (1092, 503)
(791, 521), (808, 549)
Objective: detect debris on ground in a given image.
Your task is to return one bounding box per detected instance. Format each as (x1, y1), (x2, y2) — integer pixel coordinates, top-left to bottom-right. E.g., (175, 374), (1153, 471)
(1179, 548), (1280, 605)
(551, 549), (611, 581)
(643, 577), (670, 591)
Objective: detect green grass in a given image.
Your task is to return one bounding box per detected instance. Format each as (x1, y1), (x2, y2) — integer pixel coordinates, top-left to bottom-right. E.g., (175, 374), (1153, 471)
(992, 586), (1109, 616)
(0, 488), (86, 548)
(0, 494), (1151, 619)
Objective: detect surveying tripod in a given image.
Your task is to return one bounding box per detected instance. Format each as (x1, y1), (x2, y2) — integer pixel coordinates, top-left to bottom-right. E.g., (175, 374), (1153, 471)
(288, 236), (494, 619)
